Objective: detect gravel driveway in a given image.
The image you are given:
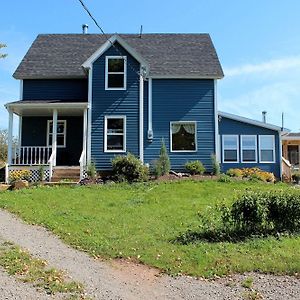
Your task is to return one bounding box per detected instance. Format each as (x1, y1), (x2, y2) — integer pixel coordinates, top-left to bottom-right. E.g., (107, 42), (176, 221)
(0, 209), (299, 300)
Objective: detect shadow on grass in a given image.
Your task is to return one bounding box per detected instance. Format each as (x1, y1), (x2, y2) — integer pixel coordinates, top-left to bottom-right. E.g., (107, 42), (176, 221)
(172, 228), (295, 244)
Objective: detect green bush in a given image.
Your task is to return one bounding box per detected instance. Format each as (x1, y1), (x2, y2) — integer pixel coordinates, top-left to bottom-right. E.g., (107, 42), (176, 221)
(211, 154), (220, 175)
(227, 190), (300, 234)
(185, 160), (205, 175)
(226, 168), (243, 178)
(218, 174), (233, 183)
(153, 139), (170, 177)
(86, 162), (97, 179)
(112, 153), (149, 183)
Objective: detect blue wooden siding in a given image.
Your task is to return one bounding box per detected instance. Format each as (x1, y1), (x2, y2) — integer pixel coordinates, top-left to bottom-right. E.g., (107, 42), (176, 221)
(144, 79), (216, 172)
(91, 42), (140, 170)
(21, 116), (83, 166)
(219, 116), (281, 177)
(23, 79), (88, 101)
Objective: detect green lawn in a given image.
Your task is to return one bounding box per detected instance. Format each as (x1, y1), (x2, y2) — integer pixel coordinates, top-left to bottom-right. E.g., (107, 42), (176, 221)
(0, 180), (299, 278)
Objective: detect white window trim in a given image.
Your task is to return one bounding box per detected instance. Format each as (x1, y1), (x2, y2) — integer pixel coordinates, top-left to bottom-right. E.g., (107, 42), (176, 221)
(105, 56), (127, 91)
(259, 135), (276, 163)
(47, 120), (67, 148)
(222, 135), (239, 163)
(170, 121), (197, 153)
(104, 115), (126, 153)
(240, 135), (257, 163)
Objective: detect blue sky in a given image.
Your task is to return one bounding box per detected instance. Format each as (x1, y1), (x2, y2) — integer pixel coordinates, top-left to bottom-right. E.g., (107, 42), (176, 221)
(1, 0), (300, 131)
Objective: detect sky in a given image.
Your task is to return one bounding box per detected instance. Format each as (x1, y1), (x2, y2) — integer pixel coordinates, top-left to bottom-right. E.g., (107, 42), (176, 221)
(1, 0), (300, 132)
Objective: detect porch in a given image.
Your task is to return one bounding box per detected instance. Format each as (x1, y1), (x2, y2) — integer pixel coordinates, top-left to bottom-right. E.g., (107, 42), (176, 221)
(5, 101), (89, 182)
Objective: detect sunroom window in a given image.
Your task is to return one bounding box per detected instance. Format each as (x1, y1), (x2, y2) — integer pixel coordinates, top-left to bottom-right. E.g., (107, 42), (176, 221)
(241, 135), (257, 162)
(259, 135), (275, 163)
(47, 120), (66, 148)
(171, 122), (196, 152)
(104, 116), (126, 152)
(105, 56), (126, 90)
(223, 135), (239, 162)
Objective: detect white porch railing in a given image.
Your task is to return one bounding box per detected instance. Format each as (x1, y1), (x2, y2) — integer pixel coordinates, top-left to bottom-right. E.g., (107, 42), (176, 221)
(48, 148), (57, 181)
(12, 146), (52, 165)
(79, 149), (86, 180)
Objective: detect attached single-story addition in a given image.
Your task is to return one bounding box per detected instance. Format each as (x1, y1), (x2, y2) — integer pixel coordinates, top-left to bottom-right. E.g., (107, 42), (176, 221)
(3, 32), (289, 182)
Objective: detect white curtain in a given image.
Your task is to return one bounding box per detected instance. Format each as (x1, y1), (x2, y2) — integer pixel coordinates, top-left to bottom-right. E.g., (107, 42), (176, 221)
(172, 123), (182, 134)
(172, 123), (195, 134)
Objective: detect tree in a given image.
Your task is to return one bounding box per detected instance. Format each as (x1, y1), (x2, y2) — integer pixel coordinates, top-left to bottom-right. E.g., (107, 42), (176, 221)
(0, 129), (8, 163)
(0, 43), (7, 59)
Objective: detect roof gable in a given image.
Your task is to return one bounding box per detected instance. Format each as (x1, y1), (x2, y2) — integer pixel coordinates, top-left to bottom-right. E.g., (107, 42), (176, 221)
(13, 34), (224, 79)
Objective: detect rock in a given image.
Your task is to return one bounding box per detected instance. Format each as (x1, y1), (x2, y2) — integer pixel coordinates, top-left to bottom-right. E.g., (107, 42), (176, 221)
(13, 180), (29, 190)
(0, 184), (11, 191)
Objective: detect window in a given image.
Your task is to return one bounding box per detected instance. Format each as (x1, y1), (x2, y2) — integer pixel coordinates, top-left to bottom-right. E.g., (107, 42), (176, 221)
(222, 135), (239, 163)
(105, 56), (127, 90)
(47, 120), (66, 148)
(259, 135), (275, 163)
(241, 135), (257, 163)
(104, 116), (126, 152)
(170, 122), (197, 152)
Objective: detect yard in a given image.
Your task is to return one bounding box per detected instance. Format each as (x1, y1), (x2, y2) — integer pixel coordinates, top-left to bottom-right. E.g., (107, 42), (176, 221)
(0, 180), (299, 278)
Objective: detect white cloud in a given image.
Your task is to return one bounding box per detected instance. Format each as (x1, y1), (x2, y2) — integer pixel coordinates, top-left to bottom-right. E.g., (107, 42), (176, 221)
(225, 56), (300, 77)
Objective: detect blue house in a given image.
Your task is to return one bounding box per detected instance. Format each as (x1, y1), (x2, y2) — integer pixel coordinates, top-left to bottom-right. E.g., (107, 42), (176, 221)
(4, 33), (286, 181)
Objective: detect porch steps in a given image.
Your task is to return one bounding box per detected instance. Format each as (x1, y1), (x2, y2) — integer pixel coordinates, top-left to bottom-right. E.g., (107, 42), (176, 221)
(51, 167), (80, 182)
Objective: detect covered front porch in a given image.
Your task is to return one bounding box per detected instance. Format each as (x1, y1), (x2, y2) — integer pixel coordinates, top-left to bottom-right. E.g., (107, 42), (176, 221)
(5, 101), (89, 182)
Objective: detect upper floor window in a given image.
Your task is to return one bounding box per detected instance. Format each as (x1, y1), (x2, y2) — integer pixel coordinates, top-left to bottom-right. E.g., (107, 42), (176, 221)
(241, 135), (257, 163)
(222, 135), (239, 163)
(259, 135), (275, 163)
(47, 120), (66, 148)
(105, 56), (127, 90)
(170, 121), (197, 152)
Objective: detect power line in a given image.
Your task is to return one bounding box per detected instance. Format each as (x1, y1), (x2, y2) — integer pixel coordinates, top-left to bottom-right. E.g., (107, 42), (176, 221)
(77, 0), (145, 78)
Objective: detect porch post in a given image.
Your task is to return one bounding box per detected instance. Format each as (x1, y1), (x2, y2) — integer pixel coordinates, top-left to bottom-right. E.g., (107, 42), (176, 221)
(83, 108), (87, 165)
(52, 109), (58, 166)
(18, 116), (22, 147)
(7, 110), (14, 165)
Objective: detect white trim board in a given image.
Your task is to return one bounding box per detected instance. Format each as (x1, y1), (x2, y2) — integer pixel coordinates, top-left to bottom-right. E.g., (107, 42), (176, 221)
(82, 34), (149, 73)
(218, 111), (287, 133)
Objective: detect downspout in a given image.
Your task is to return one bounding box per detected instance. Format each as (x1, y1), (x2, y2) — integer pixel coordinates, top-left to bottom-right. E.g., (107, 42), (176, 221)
(139, 66), (144, 163)
(214, 79), (220, 162)
(147, 78), (153, 140)
(279, 130), (283, 180)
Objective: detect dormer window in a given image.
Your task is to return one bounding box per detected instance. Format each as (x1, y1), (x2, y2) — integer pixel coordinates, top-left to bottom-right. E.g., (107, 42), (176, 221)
(105, 56), (127, 90)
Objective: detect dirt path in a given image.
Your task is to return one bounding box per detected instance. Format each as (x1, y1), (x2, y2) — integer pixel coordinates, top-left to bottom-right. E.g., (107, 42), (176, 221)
(0, 209), (299, 300)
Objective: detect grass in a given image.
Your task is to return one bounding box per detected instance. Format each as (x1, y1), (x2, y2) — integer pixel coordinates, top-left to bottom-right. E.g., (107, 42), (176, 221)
(0, 180), (299, 278)
(0, 241), (84, 296)
(241, 277), (254, 289)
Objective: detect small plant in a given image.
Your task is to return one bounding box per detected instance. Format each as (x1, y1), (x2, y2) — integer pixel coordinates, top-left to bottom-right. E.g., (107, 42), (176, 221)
(9, 169), (31, 183)
(226, 168), (243, 178)
(112, 153), (149, 183)
(153, 139), (170, 177)
(185, 160), (205, 175)
(218, 174), (232, 183)
(241, 277), (254, 289)
(292, 172), (300, 184)
(38, 165), (45, 182)
(86, 161), (97, 179)
(211, 153), (220, 175)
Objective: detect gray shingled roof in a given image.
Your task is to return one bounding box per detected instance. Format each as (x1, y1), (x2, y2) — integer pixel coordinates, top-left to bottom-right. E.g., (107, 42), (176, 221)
(13, 34), (224, 79)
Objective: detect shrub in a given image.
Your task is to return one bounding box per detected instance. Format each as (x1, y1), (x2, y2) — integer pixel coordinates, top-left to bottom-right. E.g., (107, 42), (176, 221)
(9, 169), (31, 182)
(153, 139), (170, 177)
(226, 168), (243, 178)
(112, 153), (149, 183)
(211, 154), (220, 175)
(86, 162), (97, 179)
(218, 174), (232, 183)
(185, 160), (205, 175)
(292, 172), (300, 183)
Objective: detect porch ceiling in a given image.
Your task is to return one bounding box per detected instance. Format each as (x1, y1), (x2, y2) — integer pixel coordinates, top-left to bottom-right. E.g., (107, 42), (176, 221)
(5, 100), (88, 116)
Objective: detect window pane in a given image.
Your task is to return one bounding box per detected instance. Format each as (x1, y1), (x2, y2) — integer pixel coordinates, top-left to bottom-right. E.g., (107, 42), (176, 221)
(107, 118), (124, 133)
(261, 150), (274, 162)
(108, 74), (124, 88)
(108, 58), (124, 72)
(57, 136), (65, 146)
(260, 136), (273, 149)
(107, 135), (124, 150)
(243, 150), (256, 162)
(172, 124), (196, 151)
(48, 135), (52, 145)
(224, 150), (237, 162)
(224, 136), (237, 149)
(242, 136), (256, 148)
(57, 123), (65, 134)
